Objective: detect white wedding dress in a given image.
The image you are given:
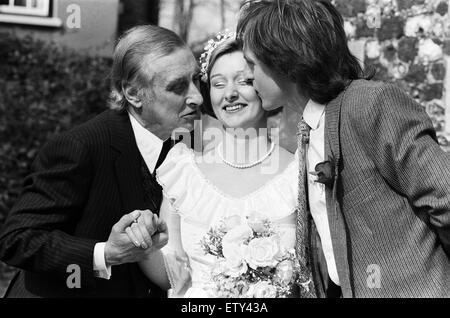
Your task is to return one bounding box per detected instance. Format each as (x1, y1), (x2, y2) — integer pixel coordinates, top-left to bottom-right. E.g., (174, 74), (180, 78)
(156, 142), (299, 298)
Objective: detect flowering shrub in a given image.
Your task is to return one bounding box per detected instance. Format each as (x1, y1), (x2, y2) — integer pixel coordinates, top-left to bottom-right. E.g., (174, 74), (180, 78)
(335, 0), (450, 151)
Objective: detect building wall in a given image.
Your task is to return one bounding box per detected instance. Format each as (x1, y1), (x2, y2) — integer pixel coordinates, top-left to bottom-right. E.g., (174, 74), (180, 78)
(0, 0), (119, 56)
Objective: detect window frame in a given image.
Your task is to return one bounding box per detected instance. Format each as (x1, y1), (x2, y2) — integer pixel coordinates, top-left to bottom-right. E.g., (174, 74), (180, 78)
(0, 0), (62, 27)
(0, 0), (50, 17)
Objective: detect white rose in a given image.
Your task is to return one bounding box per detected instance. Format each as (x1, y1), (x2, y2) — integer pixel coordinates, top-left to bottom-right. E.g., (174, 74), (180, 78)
(222, 215), (242, 231)
(222, 224), (253, 247)
(245, 236), (281, 269)
(418, 39), (443, 63)
(222, 225), (253, 276)
(275, 260), (295, 286)
(212, 259), (227, 276)
(246, 211), (267, 233)
(223, 257), (248, 277)
(366, 40), (381, 59)
(213, 253), (247, 278)
(248, 281), (277, 298)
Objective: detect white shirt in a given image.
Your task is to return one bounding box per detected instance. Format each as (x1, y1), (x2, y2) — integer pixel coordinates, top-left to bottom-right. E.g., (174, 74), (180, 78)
(93, 112), (163, 279)
(303, 100), (340, 286)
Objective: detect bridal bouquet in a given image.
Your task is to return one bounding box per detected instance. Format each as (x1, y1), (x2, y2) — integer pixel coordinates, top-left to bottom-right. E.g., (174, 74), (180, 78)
(200, 212), (300, 298)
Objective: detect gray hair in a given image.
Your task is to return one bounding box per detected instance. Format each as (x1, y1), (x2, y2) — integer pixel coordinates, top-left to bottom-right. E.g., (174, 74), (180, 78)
(108, 25), (187, 111)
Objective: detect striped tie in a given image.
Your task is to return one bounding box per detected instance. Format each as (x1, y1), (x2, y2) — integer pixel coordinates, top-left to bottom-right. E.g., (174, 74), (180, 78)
(295, 119), (316, 298)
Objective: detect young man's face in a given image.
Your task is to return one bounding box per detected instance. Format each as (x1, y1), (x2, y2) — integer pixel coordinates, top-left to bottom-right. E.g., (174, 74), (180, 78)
(243, 46), (290, 111)
(139, 48), (203, 139)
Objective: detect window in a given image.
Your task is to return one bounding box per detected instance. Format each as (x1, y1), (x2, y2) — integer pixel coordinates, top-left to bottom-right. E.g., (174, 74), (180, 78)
(0, 0), (61, 26)
(0, 0), (50, 17)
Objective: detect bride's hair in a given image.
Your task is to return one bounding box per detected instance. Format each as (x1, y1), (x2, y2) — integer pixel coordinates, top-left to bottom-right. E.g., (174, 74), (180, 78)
(237, 0), (374, 105)
(199, 37), (242, 118)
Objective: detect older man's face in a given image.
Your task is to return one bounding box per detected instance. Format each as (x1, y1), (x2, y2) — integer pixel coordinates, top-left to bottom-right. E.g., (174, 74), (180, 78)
(139, 48), (203, 139)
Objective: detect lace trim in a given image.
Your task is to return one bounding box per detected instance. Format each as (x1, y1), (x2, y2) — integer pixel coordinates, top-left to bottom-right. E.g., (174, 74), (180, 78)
(162, 250), (176, 290)
(156, 143), (298, 220)
(159, 178), (298, 223)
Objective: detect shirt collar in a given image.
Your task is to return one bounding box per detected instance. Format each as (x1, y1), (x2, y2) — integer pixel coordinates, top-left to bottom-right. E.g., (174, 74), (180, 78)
(128, 112), (163, 174)
(302, 99), (326, 130)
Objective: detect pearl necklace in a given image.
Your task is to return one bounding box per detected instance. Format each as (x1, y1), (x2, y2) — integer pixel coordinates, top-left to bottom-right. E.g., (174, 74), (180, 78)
(217, 141), (276, 169)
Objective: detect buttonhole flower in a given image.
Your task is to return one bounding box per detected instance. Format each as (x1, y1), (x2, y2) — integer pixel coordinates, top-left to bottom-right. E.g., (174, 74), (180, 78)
(309, 156), (336, 187)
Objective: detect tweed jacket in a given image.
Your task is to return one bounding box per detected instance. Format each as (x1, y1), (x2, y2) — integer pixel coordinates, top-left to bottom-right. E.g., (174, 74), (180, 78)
(0, 110), (166, 298)
(310, 79), (450, 298)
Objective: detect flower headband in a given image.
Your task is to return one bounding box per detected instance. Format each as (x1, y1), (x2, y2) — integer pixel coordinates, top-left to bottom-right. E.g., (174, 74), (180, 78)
(199, 30), (236, 83)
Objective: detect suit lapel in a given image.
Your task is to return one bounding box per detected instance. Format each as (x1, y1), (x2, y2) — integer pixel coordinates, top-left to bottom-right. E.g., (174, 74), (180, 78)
(324, 82), (354, 298)
(108, 111), (146, 214)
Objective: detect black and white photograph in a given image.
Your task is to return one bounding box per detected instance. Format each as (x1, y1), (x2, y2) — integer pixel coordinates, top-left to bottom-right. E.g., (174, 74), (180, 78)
(0, 0), (449, 300)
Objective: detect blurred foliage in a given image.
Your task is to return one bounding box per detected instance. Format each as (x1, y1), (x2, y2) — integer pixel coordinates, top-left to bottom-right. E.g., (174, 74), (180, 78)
(0, 32), (112, 225)
(0, 33), (112, 291)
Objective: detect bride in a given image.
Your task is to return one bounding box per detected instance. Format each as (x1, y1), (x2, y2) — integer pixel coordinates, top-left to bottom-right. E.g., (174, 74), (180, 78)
(128, 33), (302, 297)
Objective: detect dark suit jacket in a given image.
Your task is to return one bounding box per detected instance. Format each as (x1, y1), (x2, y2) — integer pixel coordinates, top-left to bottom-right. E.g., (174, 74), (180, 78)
(0, 110), (165, 298)
(311, 79), (450, 298)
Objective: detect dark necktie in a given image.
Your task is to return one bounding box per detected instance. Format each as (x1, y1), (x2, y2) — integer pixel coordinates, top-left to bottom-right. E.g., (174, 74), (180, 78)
(154, 138), (175, 174)
(296, 118), (317, 298)
(141, 138), (174, 213)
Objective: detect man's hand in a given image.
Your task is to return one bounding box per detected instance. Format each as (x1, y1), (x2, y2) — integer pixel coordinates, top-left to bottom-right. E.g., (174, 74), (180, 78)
(104, 210), (169, 267)
(125, 210), (168, 251)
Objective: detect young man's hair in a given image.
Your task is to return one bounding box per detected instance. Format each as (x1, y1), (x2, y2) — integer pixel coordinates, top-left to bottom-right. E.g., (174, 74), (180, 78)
(237, 0), (372, 104)
(109, 24), (186, 111)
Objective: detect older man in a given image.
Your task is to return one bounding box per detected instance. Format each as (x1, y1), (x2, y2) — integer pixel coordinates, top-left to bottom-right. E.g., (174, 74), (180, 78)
(0, 25), (203, 297)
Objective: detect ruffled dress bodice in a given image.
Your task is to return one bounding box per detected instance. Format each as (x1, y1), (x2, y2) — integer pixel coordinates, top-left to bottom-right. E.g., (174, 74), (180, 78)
(156, 143), (299, 297)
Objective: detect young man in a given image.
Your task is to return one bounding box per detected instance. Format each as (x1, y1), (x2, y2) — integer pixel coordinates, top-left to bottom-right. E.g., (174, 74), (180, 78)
(238, 0), (450, 297)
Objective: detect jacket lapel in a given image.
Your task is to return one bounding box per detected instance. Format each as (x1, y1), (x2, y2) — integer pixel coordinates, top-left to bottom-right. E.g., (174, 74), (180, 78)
(324, 83), (354, 298)
(108, 110), (146, 214)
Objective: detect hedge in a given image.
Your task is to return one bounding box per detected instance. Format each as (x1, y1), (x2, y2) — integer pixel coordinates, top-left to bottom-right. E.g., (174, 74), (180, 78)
(0, 33), (112, 295)
(0, 32), (112, 224)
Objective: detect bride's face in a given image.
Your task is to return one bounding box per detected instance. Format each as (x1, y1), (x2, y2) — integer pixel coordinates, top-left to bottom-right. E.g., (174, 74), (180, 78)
(209, 51), (266, 130)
